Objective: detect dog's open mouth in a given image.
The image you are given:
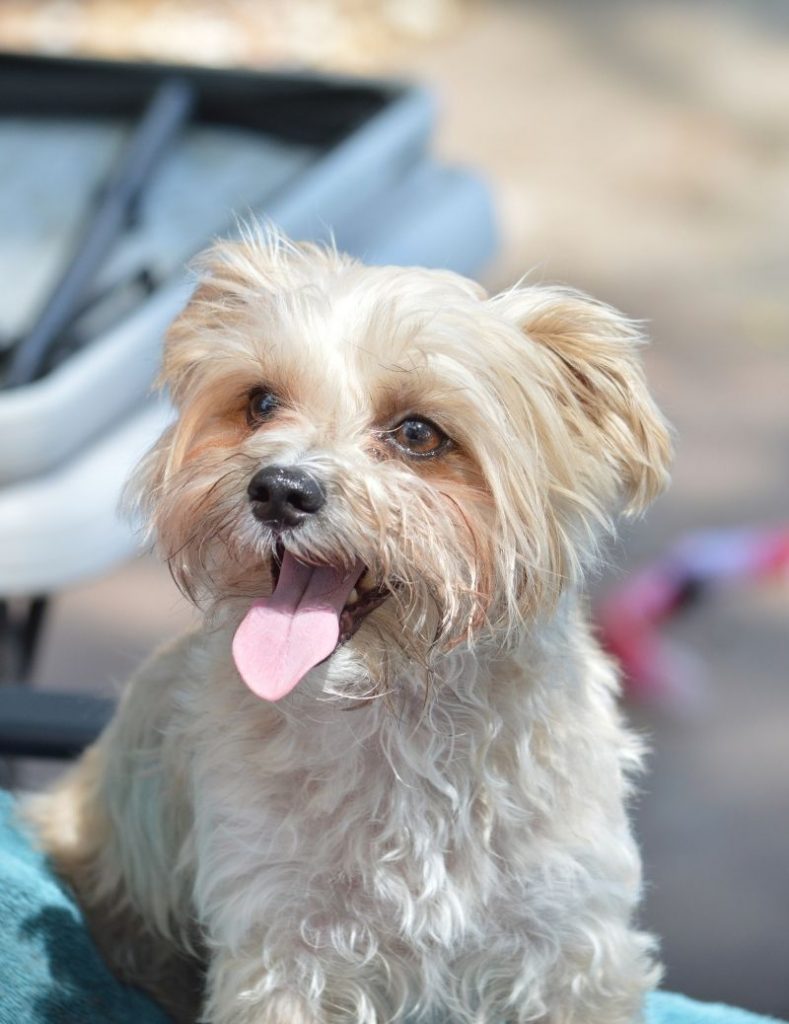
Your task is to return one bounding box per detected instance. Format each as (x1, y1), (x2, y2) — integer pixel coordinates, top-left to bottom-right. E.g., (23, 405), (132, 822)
(269, 548), (390, 644)
(232, 542), (390, 702)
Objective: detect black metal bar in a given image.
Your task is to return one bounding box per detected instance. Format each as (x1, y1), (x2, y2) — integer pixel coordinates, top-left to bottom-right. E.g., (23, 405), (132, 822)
(0, 686), (113, 759)
(0, 596), (50, 683)
(18, 596), (48, 680)
(4, 76), (195, 388)
(0, 52), (390, 143)
(0, 600), (10, 682)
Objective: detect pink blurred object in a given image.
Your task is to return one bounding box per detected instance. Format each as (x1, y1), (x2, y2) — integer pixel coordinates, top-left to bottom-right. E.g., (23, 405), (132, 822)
(597, 526), (789, 709)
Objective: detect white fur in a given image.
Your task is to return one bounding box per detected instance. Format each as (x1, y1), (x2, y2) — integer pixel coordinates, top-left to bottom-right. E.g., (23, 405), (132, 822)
(27, 232), (670, 1024)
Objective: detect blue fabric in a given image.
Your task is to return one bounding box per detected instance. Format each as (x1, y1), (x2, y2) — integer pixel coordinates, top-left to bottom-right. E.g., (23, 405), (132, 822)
(0, 790), (170, 1024)
(646, 992), (785, 1024)
(0, 791), (784, 1024)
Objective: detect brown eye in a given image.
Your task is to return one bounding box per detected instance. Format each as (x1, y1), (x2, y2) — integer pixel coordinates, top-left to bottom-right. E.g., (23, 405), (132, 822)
(390, 417), (450, 458)
(247, 387), (279, 426)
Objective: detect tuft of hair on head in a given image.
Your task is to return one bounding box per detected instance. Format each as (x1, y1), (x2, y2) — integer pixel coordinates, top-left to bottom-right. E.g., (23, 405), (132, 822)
(156, 222), (355, 405)
(189, 219), (352, 311)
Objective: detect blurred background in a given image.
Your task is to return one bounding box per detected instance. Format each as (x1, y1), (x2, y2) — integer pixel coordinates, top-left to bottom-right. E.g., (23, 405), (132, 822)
(0, 0), (787, 1018)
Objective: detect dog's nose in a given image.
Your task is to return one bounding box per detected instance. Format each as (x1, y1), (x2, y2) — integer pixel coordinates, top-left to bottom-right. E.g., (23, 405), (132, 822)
(247, 465), (326, 529)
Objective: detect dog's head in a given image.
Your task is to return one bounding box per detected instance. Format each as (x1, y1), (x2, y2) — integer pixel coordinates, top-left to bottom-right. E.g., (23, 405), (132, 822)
(131, 230), (671, 701)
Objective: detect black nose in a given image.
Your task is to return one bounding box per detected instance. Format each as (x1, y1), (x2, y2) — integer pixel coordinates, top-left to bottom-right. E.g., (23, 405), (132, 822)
(247, 465), (326, 529)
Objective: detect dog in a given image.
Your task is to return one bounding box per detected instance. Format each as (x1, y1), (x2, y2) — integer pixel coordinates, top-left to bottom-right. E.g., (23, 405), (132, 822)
(28, 229), (671, 1024)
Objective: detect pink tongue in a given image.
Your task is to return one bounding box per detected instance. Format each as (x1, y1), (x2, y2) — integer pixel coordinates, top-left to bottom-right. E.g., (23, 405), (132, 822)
(232, 551), (364, 701)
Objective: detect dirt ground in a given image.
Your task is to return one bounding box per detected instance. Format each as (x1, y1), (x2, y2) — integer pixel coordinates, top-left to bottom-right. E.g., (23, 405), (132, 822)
(9, 1), (789, 1017)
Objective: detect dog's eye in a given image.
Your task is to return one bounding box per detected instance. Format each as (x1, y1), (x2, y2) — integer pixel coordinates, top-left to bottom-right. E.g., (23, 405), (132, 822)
(247, 388), (279, 426)
(390, 417), (450, 458)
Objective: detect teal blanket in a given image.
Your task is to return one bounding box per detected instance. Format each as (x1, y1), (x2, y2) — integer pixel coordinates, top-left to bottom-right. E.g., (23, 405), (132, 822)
(0, 791), (783, 1024)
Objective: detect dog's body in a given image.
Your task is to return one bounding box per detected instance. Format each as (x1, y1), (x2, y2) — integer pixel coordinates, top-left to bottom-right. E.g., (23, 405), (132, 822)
(28, 232), (671, 1024)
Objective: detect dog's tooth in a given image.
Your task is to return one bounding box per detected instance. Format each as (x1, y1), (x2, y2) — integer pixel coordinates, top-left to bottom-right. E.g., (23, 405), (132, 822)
(349, 588), (359, 604)
(357, 573), (375, 594)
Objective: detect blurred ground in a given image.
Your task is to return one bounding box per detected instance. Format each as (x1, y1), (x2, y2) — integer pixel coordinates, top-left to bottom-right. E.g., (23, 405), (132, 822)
(6, 0), (789, 1017)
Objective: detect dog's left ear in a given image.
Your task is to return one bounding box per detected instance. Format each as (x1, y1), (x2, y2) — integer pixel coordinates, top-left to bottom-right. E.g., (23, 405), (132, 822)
(491, 286), (672, 517)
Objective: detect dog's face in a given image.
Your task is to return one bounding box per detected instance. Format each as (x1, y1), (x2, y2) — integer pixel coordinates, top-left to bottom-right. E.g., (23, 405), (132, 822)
(132, 232), (670, 701)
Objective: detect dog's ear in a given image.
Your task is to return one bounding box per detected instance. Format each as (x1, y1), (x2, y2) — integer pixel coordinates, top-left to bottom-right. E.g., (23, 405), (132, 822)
(490, 286), (672, 518)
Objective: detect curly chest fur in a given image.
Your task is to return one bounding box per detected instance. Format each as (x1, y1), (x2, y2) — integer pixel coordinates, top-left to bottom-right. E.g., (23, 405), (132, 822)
(181, 623), (640, 967)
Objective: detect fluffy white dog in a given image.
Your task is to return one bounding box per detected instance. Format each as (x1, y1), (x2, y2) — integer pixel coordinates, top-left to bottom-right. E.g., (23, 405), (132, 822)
(28, 231), (671, 1024)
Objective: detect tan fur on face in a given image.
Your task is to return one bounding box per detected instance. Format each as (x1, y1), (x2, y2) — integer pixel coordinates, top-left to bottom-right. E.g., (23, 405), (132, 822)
(131, 230), (670, 647)
(32, 229), (671, 1024)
